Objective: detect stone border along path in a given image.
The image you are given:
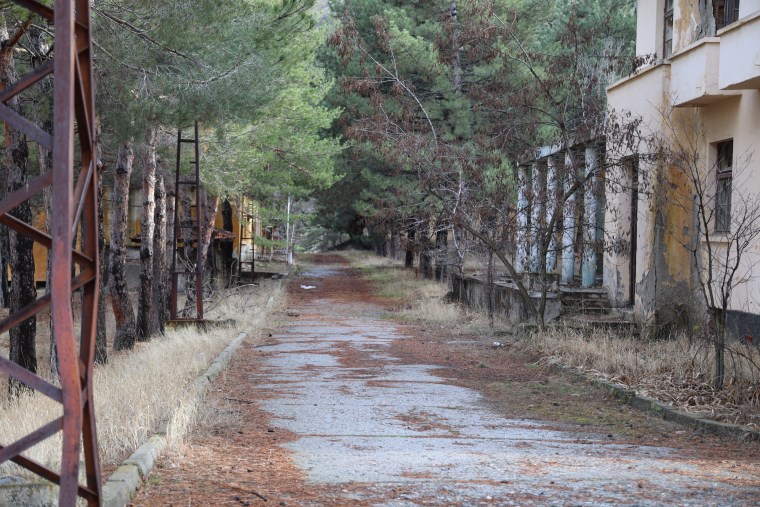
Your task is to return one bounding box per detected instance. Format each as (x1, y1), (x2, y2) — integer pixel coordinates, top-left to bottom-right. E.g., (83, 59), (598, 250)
(550, 364), (760, 443)
(102, 280), (285, 507)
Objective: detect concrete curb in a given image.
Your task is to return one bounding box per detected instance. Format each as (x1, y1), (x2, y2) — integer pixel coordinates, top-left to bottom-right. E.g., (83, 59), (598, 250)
(103, 278), (286, 507)
(550, 364), (760, 443)
(102, 332), (247, 507)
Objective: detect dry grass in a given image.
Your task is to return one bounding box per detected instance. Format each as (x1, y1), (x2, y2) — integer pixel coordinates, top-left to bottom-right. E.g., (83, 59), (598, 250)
(0, 281), (283, 480)
(345, 250), (506, 334)
(346, 250), (760, 427)
(527, 326), (760, 426)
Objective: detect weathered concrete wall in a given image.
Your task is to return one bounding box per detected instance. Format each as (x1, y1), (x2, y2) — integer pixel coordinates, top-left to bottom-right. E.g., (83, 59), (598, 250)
(0, 477), (56, 507)
(450, 273), (561, 325)
(606, 63), (673, 325)
(609, 3), (760, 331)
(636, 0), (666, 58)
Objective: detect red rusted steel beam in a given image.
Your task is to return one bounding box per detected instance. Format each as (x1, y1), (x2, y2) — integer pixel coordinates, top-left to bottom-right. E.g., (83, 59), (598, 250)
(0, 59), (54, 102)
(0, 419), (63, 464)
(0, 1), (101, 506)
(51, 0), (84, 503)
(0, 214), (94, 265)
(12, 0), (54, 21)
(0, 101), (54, 148)
(4, 452), (99, 501)
(170, 120), (205, 322)
(0, 171), (52, 218)
(0, 357), (63, 402)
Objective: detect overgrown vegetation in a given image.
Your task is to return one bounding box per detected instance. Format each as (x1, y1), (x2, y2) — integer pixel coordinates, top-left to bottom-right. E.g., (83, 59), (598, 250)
(0, 282), (283, 479)
(529, 328), (760, 426)
(349, 251), (760, 427)
(346, 250), (496, 331)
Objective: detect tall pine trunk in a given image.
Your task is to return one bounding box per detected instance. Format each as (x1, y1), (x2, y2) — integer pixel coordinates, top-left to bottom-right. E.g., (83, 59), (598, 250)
(136, 130), (157, 341)
(419, 221), (434, 279)
(152, 174), (167, 334)
(435, 229), (448, 282)
(94, 117), (108, 363)
(95, 174), (108, 362)
(165, 177), (175, 307)
(31, 25), (59, 377)
(405, 225), (415, 269)
(110, 141), (137, 350)
(2, 19), (36, 395)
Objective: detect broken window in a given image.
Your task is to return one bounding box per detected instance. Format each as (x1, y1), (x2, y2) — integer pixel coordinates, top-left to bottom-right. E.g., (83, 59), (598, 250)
(715, 140), (733, 233)
(715, 0), (741, 31)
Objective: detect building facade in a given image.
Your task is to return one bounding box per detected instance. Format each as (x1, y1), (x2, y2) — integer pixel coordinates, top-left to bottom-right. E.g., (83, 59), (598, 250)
(605, 0), (760, 335)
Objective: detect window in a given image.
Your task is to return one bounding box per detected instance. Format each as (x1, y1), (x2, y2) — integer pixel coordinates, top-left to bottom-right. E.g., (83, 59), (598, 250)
(664, 0), (674, 59)
(715, 140), (733, 233)
(714, 0), (740, 31)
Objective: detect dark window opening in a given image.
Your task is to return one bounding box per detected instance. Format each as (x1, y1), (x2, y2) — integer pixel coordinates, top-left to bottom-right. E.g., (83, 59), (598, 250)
(715, 140), (733, 233)
(664, 0), (674, 58)
(715, 0), (741, 31)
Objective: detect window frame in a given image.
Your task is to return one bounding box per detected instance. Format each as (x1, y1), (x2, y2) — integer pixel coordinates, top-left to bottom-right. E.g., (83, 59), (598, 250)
(714, 140), (733, 234)
(663, 0), (674, 59)
(715, 0), (741, 31)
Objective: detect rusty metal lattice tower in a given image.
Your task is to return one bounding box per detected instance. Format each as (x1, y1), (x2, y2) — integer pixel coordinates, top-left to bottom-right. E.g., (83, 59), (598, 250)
(170, 120), (204, 322)
(0, 1), (101, 506)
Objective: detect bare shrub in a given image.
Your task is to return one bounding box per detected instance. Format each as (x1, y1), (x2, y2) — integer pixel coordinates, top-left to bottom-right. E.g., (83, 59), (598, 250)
(528, 327), (760, 426)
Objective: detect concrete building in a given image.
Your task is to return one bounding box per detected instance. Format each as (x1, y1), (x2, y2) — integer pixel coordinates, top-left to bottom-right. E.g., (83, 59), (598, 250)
(605, 0), (760, 336)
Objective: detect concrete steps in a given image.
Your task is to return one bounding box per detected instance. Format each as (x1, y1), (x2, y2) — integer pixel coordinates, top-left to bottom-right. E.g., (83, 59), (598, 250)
(560, 287), (611, 315)
(558, 287), (639, 334)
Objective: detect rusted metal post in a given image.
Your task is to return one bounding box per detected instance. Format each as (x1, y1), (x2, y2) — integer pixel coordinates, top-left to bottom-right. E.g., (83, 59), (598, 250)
(0, 1), (101, 505)
(170, 120), (204, 323)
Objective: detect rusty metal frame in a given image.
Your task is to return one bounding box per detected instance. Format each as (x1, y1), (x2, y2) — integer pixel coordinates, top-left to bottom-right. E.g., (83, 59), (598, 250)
(170, 120), (204, 322)
(0, 1), (101, 506)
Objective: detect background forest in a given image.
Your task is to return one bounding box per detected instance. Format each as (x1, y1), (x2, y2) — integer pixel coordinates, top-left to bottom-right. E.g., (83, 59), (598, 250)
(0, 0), (639, 382)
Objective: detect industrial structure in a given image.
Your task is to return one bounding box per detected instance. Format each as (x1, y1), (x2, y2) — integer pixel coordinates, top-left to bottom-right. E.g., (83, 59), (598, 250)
(0, 1), (102, 505)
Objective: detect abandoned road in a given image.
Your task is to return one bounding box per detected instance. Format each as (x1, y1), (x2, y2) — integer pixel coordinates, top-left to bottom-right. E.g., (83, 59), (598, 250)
(134, 256), (760, 506)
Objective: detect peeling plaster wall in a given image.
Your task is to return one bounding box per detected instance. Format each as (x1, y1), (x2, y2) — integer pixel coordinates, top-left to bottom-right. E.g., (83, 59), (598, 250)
(673, 0), (716, 51)
(606, 63), (672, 321)
(609, 2), (760, 333)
